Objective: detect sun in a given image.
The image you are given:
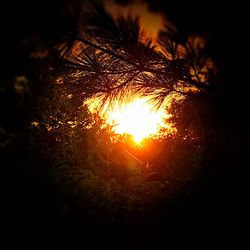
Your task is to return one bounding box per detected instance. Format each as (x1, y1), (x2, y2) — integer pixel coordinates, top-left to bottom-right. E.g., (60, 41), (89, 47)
(105, 98), (168, 143)
(85, 94), (175, 143)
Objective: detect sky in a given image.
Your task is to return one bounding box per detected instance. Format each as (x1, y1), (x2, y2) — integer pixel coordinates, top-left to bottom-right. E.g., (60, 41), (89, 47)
(104, 0), (165, 39)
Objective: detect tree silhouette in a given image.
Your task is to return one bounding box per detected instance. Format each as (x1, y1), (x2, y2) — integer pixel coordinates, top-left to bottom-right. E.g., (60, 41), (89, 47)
(1, 0), (246, 247)
(27, 1), (208, 209)
(54, 1), (215, 107)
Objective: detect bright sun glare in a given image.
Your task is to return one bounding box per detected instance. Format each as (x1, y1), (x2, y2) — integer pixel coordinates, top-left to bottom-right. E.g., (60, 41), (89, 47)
(86, 95), (175, 143)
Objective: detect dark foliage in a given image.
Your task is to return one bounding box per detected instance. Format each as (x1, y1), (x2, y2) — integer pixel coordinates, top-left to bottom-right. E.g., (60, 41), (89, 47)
(1, 0), (247, 248)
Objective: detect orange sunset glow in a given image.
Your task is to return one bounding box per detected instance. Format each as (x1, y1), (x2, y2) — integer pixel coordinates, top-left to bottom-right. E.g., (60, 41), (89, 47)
(3, 0), (235, 246)
(104, 0), (164, 40)
(86, 94), (176, 143)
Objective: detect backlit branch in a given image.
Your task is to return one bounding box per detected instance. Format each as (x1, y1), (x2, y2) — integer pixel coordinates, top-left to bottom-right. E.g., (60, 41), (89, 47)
(54, 1), (214, 105)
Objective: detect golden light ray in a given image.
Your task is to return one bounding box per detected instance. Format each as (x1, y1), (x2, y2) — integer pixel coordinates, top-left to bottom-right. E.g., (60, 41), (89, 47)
(85, 94), (176, 144)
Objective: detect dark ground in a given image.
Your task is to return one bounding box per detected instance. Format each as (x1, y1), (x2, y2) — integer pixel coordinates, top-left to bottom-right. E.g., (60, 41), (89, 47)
(0, 0), (248, 248)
